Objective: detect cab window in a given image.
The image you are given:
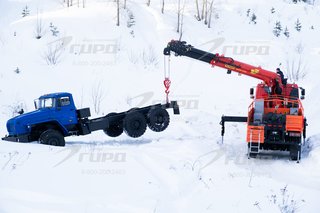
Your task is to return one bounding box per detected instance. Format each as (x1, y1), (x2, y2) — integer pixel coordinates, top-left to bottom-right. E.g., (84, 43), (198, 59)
(35, 98), (55, 109)
(59, 97), (71, 107)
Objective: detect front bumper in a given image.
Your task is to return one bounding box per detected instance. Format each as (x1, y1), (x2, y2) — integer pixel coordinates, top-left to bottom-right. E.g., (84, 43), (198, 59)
(2, 134), (31, 143)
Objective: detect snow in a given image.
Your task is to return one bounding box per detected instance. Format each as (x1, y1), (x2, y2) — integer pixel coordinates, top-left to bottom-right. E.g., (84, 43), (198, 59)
(0, 0), (320, 212)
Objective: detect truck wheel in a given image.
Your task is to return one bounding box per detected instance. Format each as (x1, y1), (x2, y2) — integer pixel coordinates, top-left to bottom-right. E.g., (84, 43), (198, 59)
(290, 143), (301, 161)
(249, 152), (258, 158)
(39, 129), (65, 146)
(303, 118), (307, 142)
(104, 113), (123, 137)
(123, 112), (147, 138)
(147, 108), (170, 132)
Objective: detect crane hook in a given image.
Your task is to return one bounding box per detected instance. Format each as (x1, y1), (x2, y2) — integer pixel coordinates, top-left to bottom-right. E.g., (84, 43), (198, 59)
(163, 55), (171, 104)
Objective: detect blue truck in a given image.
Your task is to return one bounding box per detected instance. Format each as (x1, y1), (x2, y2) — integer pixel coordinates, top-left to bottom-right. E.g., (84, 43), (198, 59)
(2, 92), (179, 146)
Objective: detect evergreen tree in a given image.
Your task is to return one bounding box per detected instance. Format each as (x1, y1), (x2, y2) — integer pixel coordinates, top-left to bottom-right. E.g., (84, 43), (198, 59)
(271, 7), (275, 14)
(295, 18), (302, 32)
(49, 22), (60, 37)
(22, 5), (30, 17)
(14, 67), (21, 74)
(273, 21), (282, 37)
(246, 9), (250, 17)
(284, 26), (290, 38)
(250, 13), (257, 24)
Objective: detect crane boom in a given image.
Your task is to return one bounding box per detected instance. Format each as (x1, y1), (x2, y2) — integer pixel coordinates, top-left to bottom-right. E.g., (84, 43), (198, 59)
(164, 40), (284, 95)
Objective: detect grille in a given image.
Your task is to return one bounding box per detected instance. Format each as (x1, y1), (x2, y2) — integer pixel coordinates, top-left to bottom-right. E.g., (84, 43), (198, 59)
(7, 121), (15, 134)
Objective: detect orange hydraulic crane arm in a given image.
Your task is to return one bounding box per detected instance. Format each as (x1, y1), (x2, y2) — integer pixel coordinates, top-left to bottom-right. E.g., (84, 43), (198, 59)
(164, 40), (283, 95)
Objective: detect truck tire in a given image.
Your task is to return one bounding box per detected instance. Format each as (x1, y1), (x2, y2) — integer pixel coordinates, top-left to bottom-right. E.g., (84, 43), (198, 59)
(290, 143), (301, 161)
(39, 129), (65, 146)
(249, 152), (258, 158)
(123, 112), (147, 138)
(303, 118), (307, 142)
(104, 113), (123, 137)
(147, 108), (170, 132)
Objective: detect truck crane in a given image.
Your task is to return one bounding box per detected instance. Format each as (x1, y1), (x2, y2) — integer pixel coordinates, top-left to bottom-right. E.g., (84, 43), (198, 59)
(164, 40), (306, 161)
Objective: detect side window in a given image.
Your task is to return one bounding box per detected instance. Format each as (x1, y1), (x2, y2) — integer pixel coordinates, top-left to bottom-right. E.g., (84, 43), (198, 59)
(59, 97), (71, 107)
(44, 98), (54, 108)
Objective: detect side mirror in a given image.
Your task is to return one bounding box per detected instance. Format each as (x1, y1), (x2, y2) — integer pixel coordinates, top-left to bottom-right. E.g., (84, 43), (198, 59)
(250, 88), (254, 99)
(300, 87), (305, 100)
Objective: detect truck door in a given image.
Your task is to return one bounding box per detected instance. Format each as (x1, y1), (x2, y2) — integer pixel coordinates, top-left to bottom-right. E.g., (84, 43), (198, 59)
(56, 96), (78, 129)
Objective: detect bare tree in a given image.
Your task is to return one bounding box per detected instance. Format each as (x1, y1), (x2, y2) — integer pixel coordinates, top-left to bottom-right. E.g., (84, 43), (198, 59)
(7, 101), (27, 117)
(195, 0), (201, 20)
(91, 81), (105, 115)
(128, 50), (139, 64)
(208, 0), (214, 28)
(177, 0), (181, 33)
(201, 0), (205, 20)
(161, 0), (164, 14)
(204, 0), (208, 25)
(35, 10), (45, 39)
(128, 46), (159, 67)
(142, 45), (159, 67)
(83, 0), (86, 8)
(177, 0), (186, 37)
(124, 0), (127, 9)
(147, 0), (151, 6)
(295, 42), (304, 54)
(284, 41), (307, 82)
(285, 57), (307, 82)
(116, 0), (120, 26)
(43, 43), (64, 65)
(179, 9), (184, 40)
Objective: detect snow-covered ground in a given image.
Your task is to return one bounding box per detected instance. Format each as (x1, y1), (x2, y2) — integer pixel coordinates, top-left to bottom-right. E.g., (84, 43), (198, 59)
(0, 0), (319, 212)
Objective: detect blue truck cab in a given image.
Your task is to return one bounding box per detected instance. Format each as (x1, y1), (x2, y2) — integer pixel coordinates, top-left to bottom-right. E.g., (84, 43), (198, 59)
(3, 92), (80, 146)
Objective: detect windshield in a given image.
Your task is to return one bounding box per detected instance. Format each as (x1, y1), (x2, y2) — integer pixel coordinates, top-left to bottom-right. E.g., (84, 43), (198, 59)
(34, 98), (55, 109)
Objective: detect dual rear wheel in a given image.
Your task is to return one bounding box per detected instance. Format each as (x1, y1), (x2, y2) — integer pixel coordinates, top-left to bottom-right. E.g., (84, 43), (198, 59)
(103, 108), (170, 138)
